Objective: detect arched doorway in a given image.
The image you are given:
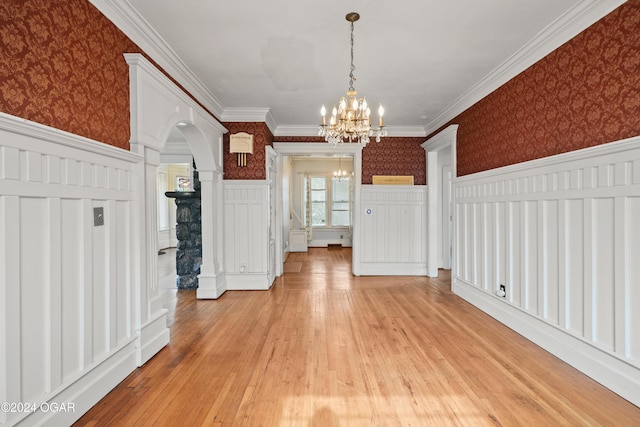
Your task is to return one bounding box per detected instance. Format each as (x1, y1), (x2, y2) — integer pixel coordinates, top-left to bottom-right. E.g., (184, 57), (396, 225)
(125, 53), (227, 363)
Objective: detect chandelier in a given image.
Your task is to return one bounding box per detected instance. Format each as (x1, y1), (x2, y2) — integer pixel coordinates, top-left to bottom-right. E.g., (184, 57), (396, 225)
(333, 157), (350, 180)
(319, 12), (387, 147)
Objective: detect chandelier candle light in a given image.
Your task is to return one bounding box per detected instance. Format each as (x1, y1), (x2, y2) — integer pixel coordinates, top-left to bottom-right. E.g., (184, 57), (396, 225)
(319, 12), (387, 146)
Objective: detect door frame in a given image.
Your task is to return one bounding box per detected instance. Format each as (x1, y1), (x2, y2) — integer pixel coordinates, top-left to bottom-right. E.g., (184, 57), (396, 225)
(421, 125), (458, 277)
(273, 143), (363, 275)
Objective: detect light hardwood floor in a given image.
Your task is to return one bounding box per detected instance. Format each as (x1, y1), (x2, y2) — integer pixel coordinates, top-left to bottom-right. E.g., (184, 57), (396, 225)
(75, 248), (640, 426)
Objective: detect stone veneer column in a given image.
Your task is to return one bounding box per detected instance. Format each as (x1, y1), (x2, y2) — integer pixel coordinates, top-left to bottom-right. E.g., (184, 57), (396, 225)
(174, 196), (202, 289)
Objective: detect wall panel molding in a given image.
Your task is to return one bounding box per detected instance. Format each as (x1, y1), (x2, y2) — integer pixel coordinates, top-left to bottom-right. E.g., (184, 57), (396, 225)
(453, 135), (640, 406)
(223, 180), (272, 290)
(359, 185), (427, 275)
(0, 115), (141, 426)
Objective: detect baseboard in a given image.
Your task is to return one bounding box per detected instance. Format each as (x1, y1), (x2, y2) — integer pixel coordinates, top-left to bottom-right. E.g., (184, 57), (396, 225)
(225, 273), (272, 290)
(453, 277), (640, 408)
(8, 339), (137, 427)
(358, 262), (427, 276)
(196, 271), (227, 299)
(137, 309), (170, 366)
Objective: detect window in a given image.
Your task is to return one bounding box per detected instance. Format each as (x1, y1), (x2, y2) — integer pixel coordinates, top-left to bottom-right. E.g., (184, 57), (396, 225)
(331, 177), (350, 226)
(310, 176), (327, 226)
(304, 175), (351, 227)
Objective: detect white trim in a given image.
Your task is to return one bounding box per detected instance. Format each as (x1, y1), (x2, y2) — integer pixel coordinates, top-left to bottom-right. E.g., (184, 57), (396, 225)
(273, 142), (362, 155)
(197, 272), (227, 299)
(9, 340), (138, 426)
(274, 125), (428, 138)
(452, 134), (640, 407)
(456, 134), (640, 184)
(92, 1), (623, 137)
(0, 112), (141, 163)
(422, 125), (459, 277)
(89, 0), (225, 119)
(225, 273), (272, 290)
(136, 309), (170, 365)
(220, 108), (278, 135)
(423, 0), (626, 135)
(273, 142), (363, 275)
(359, 263), (427, 276)
(454, 277), (640, 407)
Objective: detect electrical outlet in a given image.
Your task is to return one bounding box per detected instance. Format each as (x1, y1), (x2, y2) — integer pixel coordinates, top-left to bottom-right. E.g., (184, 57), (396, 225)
(93, 207), (104, 226)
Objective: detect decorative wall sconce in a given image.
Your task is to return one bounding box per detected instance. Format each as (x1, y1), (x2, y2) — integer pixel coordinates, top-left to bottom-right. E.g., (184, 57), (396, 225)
(230, 132), (254, 167)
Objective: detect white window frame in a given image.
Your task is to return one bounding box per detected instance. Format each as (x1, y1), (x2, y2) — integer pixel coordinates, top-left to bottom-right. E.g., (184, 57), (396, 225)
(303, 173), (352, 228)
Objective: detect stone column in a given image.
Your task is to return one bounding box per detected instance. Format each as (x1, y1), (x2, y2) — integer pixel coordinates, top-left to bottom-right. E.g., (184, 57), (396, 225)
(174, 196), (202, 289)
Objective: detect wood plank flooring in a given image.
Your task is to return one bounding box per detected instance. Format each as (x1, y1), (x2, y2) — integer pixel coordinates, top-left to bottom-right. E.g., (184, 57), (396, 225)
(75, 248), (640, 426)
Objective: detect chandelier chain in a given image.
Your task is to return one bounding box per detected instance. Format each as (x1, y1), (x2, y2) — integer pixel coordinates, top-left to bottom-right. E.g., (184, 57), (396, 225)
(349, 20), (355, 91)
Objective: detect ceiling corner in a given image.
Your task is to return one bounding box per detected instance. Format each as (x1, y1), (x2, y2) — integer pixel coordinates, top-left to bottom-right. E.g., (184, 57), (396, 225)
(89, 0), (226, 118)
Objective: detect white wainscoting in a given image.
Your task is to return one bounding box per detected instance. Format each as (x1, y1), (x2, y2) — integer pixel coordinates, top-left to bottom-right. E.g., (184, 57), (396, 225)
(453, 135), (640, 407)
(0, 114), (143, 426)
(223, 181), (272, 290)
(359, 185), (427, 275)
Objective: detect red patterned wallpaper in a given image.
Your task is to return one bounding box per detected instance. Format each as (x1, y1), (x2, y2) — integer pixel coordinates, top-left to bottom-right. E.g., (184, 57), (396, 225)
(274, 135), (428, 185)
(223, 122), (273, 180)
(361, 137), (426, 185)
(450, 0), (640, 177)
(4, 1), (635, 179)
(0, 0), (144, 150)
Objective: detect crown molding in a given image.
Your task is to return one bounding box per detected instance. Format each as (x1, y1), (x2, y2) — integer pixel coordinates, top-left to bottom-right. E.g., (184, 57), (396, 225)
(274, 125), (428, 138)
(220, 108), (277, 133)
(274, 125), (320, 137)
(382, 126), (428, 137)
(89, 0), (225, 118)
(423, 0), (627, 135)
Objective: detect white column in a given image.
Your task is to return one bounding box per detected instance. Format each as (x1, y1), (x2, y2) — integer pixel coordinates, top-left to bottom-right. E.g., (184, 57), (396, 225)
(130, 142), (170, 365)
(197, 170), (227, 299)
(427, 150), (439, 277)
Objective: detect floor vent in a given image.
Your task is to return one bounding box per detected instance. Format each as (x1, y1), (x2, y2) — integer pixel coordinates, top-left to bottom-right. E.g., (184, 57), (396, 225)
(327, 243), (342, 249)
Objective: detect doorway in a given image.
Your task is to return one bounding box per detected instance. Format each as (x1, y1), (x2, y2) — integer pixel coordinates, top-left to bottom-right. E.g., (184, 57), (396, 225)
(422, 124), (458, 277)
(273, 143), (363, 276)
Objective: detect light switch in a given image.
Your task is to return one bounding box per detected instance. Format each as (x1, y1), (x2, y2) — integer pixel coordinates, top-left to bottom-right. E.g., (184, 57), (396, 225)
(93, 207), (104, 226)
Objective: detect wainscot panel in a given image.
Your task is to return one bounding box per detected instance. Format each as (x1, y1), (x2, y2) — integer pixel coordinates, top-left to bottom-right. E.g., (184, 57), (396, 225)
(453, 135), (640, 407)
(0, 113), (143, 426)
(223, 180), (272, 290)
(359, 185), (427, 275)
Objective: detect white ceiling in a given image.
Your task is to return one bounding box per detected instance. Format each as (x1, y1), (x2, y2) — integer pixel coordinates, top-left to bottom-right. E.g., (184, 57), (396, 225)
(96, 0), (623, 136)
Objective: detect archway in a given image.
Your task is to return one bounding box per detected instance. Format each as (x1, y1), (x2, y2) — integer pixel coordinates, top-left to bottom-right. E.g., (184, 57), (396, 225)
(125, 53), (227, 364)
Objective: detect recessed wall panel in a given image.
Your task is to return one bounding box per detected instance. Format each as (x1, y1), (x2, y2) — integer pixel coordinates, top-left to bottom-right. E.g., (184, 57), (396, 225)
(61, 199), (83, 381)
(543, 200), (560, 324)
(627, 196), (640, 363)
(592, 197), (615, 350)
(566, 199), (585, 337)
(19, 197), (47, 402)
